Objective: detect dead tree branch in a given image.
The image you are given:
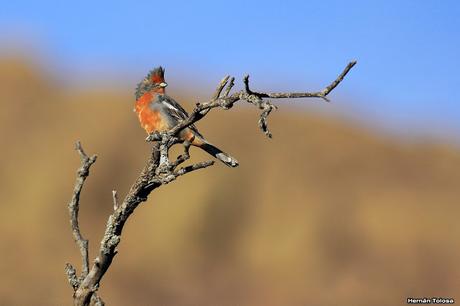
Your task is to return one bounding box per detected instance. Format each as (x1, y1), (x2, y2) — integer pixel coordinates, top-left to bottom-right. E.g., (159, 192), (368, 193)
(161, 60), (356, 139)
(67, 142), (96, 279)
(65, 142), (104, 305)
(66, 61), (356, 305)
(66, 141), (213, 306)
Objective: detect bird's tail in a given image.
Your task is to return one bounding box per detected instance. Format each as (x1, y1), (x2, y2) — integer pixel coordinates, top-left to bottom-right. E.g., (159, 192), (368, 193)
(199, 141), (239, 167)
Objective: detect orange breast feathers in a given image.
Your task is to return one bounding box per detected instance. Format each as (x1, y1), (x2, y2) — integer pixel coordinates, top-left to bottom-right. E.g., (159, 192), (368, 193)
(134, 93), (168, 134)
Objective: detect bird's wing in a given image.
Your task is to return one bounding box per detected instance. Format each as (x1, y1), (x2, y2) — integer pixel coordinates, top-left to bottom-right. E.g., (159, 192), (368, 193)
(160, 95), (203, 137)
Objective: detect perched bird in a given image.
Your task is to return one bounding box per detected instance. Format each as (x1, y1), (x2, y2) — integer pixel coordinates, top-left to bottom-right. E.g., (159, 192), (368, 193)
(134, 66), (239, 167)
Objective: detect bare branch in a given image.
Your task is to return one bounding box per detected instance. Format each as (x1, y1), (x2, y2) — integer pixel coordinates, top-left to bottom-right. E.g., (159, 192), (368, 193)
(68, 141), (97, 281)
(243, 74), (252, 94)
(145, 131), (162, 142)
(212, 75), (230, 99)
(222, 77), (235, 97)
(320, 60), (357, 98)
(252, 60), (357, 102)
(70, 143), (164, 305)
(175, 160), (215, 177)
(65, 263), (79, 290)
(145, 159), (214, 186)
(258, 102), (278, 138)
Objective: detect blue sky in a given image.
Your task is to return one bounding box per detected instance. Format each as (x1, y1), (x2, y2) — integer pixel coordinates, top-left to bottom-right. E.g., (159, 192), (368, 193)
(1, 0), (460, 139)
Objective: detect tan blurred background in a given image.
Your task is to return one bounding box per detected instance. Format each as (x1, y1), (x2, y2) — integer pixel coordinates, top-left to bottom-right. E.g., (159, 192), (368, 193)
(0, 55), (459, 306)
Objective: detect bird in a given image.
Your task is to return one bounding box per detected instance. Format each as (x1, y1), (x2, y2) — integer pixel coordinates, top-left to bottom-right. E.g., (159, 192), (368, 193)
(134, 66), (239, 167)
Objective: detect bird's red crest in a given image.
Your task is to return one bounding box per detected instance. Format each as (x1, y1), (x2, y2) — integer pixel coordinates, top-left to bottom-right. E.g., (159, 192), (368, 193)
(149, 66), (165, 83)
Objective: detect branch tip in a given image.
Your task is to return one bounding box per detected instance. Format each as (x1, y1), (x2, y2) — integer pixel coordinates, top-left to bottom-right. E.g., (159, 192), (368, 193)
(112, 190), (119, 210)
(212, 75), (231, 99)
(243, 74), (251, 94)
(65, 263), (79, 289)
(223, 77), (235, 97)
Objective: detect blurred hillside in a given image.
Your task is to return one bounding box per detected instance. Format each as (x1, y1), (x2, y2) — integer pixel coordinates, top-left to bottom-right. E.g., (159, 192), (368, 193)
(0, 57), (459, 306)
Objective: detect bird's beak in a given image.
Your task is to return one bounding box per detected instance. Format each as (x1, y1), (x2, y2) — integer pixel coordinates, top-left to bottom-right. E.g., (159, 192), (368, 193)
(159, 82), (168, 88)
